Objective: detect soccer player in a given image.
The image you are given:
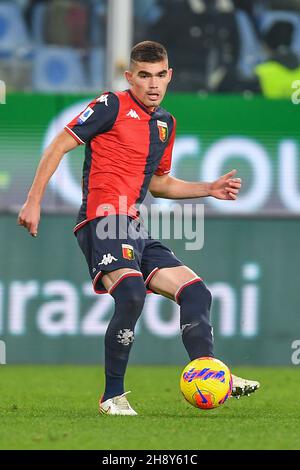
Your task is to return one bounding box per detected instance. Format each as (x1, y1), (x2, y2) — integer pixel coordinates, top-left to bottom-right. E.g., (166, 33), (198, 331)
(18, 41), (259, 415)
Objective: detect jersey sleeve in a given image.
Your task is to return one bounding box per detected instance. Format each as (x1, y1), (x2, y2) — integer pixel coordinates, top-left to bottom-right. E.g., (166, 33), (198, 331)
(155, 117), (176, 176)
(64, 92), (119, 144)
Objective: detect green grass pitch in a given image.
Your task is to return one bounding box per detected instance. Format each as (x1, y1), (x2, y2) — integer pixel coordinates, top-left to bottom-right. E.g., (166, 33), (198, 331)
(0, 365), (299, 450)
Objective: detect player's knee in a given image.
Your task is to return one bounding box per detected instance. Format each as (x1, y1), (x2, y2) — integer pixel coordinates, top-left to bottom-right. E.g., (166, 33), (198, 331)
(110, 274), (146, 314)
(178, 280), (213, 333)
(122, 288), (146, 313)
(177, 279), (212, 310)
(200, 282), (212, 310)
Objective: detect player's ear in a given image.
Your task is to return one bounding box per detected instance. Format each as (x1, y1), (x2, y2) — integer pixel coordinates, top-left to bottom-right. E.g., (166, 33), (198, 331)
(167, 68), (173, 83)
(125, 70), (133, 86)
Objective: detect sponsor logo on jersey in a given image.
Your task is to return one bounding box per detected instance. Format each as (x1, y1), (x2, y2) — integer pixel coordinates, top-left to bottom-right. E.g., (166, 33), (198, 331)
(122, 244), (135, 260)
(157, 120), (168, 142)
(77, 106), (94, 124)
(98, 253), (118, 266)
(97, 94), (109, 106)
(126, 109), (140, 120)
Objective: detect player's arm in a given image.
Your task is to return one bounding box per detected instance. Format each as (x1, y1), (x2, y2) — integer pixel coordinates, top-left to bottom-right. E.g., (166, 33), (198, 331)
(18, 93), (119, 237)
(150, 115), (241, 200)
(149, 169), (242, 200)
(18, 130), (79, 237)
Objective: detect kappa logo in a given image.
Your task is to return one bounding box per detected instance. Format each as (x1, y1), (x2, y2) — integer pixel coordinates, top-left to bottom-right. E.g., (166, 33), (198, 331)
(97, 94), (109, 106)
(98, 253), (118, 266)
(126, 109), (140, 120)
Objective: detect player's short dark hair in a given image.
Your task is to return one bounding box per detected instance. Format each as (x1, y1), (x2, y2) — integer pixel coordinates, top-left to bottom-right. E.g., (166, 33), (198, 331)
(130, 41), (168, 66)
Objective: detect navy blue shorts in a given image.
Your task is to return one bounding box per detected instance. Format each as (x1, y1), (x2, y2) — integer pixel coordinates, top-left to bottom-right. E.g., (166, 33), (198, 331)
(75, 215), (184, 294)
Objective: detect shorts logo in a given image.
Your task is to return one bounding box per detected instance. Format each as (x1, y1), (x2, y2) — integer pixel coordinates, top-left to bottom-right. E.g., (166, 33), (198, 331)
(77, 106), (94, 124)
(157, 120), (168, 142)
(122, 244), (135, 260)
(98, 253), (118, 266)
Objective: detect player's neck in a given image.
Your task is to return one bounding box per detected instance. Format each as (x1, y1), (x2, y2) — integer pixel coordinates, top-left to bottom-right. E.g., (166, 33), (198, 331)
(129, 90), (157, 113)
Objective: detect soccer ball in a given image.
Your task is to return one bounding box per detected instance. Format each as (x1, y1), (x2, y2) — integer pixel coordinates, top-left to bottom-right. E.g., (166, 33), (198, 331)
(180, 357), (232, 410)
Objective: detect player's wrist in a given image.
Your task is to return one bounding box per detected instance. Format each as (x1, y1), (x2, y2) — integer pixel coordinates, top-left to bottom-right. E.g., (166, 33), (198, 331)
(27, 194), (41, 205)
(203, 182), (213, 197)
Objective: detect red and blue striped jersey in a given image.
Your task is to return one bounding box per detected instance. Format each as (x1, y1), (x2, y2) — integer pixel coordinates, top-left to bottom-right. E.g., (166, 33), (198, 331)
(65, 90), (176, 231)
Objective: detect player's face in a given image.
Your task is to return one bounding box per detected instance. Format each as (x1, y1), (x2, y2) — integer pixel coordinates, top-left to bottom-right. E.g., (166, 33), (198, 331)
(125, 60), (172, 110)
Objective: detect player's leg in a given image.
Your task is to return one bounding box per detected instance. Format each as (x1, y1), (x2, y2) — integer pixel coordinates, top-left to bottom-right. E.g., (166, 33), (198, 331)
(148, 266), (214, 359)
(100, 268), (146, 407)
(148, 266), (260, 397)
(101, 267), (140, 292)
(75, 216), (147, 414)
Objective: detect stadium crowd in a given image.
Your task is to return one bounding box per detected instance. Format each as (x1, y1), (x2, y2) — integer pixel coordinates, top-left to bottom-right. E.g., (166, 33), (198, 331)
(0, 0), (299, 96)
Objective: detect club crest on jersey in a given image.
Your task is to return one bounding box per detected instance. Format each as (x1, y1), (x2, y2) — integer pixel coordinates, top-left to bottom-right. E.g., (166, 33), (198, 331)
(157, 120), (168, 142)
(122, 244), (135, 260)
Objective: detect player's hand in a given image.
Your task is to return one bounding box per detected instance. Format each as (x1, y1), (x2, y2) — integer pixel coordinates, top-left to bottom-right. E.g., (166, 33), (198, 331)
(17, 199), (41, 237)
(208, 169), (242, 200)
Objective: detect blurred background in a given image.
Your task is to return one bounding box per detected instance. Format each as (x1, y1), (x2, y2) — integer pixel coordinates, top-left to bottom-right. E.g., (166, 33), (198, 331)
(2, 0), (300, 95)
(0, 0), (299, 366)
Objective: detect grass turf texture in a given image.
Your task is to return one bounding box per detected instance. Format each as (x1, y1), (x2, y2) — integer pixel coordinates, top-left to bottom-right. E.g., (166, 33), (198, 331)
(0, 365), (299, 450)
